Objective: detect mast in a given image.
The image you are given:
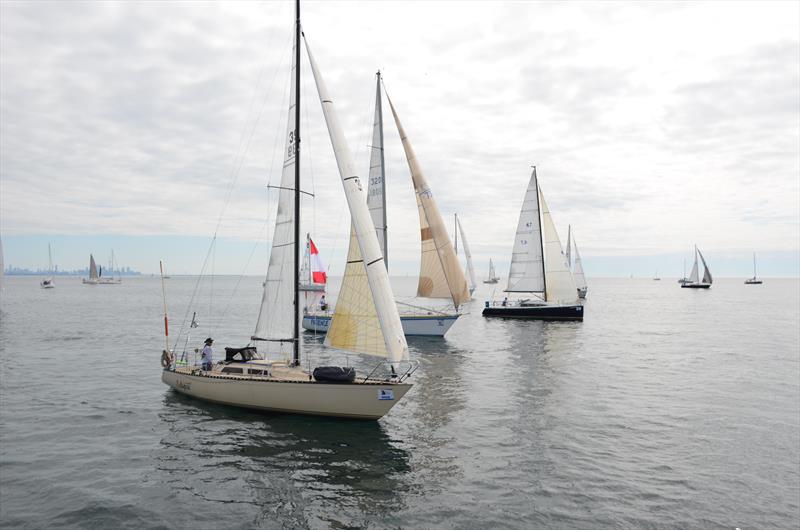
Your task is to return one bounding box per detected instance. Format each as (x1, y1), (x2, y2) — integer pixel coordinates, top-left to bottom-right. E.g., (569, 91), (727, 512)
(454, 214), (458, 254)
(533, 166), (547, 301)
(292, 0), (301, 365)
(753, 252), (757, 278)
(377, 71), (387, 270)
(48, 243), (53, 274)
(566, 224), (571, 268)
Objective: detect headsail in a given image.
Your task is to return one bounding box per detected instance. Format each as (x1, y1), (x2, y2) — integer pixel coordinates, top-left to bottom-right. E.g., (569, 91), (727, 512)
(385, 92), (469, 308)
(305, 38), (408, 363)
(506, 168), (545, 293)
(539, 187), (577, 303)
(698, 247), (712, 284)
(89, 254), (98, 280)
(688, 248), (700, 283)
(455, 214), (477, 294)
(366, 72), (388, 269)
(252, 31), (298, 351)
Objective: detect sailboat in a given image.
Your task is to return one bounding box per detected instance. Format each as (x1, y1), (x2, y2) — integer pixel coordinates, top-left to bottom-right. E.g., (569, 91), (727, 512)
(162, 1), (415, 420)
(681, 245), (712, 289)
(483, 167), (583, 321)
(98, 250), (122, 284)
(40, 243), (55, 289)
(483, 259), (500, 284)
(82, 254), (100, 284)
(454, 214), (477, 296)
(302, 71), (467, 337)
(653, 270), (661, 281)
(570, 230), (588, 298)
(745, 253), (763, 284)
(299, 234), (326, 292)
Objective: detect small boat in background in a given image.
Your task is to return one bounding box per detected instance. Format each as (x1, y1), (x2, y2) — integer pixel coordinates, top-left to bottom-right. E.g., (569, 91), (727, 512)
(745, 253), (763, 284)
(98, 250), (122, 284)
(82, 254), (100, 284)
(681, 246), (712, 289)
(299, 234), (326, 292)
(569, 228), (588, 298)
(454, 213), (477, 296)
(483, 258), (500, 284)
(40, 243), (55, 289)
(653, 270), (661, 281)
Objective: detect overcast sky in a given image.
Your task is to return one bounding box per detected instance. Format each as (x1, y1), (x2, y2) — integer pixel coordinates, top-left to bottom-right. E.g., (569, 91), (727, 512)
(1, 0), (798, 277)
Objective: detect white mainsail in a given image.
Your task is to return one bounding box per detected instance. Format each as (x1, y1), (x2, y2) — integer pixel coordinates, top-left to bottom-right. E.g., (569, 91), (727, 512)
(89, 254), (98, 280)
(688, 249), (700, 283)
(455, 214), (477, 294)
(539, 188), (578, 303)
(385, 94), (469, 308)
(572, 236), (587, 291)
(366, 72), (387, 269)
(252, 34), (298, 353)
(507, 168), (545, 293)
(698, 247), (713, 284)
(305, 38), (408, 363)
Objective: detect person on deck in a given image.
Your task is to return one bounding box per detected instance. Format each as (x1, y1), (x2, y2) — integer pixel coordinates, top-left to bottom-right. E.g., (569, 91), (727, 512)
(501, 297), (508, 307)
(319, 295), (328, 312)
(201, 338), (213, 371)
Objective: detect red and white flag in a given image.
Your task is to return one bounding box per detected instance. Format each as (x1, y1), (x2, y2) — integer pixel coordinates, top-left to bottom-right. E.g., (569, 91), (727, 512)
(309, 238), (327, 284)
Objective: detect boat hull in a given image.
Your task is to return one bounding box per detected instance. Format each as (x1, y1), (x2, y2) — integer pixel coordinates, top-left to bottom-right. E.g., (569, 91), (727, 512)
(162, 368), (411, 420)
(302, 313), (459, 336)
(483, 279), (499, 284)
(681, 283), (711, 289)
(744, 279), (762, 285)
(482, 304), (584, 321)
(82, 279), (99, 285)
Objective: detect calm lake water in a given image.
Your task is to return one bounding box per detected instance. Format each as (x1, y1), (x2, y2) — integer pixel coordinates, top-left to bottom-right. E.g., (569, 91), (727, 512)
(1, 276), (798, 529)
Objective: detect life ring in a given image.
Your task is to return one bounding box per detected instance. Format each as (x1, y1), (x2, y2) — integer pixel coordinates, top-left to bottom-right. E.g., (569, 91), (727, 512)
(161, 350), (173, 368)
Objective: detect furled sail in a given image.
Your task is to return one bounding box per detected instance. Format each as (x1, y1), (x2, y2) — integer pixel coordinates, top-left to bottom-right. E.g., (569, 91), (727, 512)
(252, 33), (298, 350)
(385, 93), (470, 308)
(89, 254), (98, 280)
(455, 214), (477, 294)
(305, 38), (408, 363)
(540, 187), (578, 303)
(572, 236), (587, 291)
(506, 168), (545, 293)
(366, 72), (387, 269)
(688, 249), (700, 283)
(698, 247), (713, 284)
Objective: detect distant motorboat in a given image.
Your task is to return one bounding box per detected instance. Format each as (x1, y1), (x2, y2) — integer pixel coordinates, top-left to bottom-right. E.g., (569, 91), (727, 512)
(681, 246), (712, 289)
(744, 253), (763, 285)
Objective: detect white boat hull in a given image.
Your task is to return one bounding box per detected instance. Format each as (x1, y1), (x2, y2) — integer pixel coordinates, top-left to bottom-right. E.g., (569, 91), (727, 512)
(82, 278), (99, 285)
(162, 367), (411, 420)
(303, 312), (459, 336)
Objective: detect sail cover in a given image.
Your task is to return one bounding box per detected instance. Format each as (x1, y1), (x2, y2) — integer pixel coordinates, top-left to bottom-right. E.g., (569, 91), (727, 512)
(455, 215), (477, 293)
(305, 37), (408, 363)
(252, 34), (298, 349)
(385, 93), (469, 308)
(89, 254), (98, 279)
(697, 247), (713, 284)
(572, 236), (588, 290)
(506, 168), (545, 293)
(366, 73), (387, 268)
(540, 187), (578, 303)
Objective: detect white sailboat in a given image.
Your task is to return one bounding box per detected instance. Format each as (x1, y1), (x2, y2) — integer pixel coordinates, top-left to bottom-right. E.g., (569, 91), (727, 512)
(745, 253), (763, 284)
(40, 243), (55, 289)
(681, 245), (712, 289)
(483, 166), (583, 321)
(98, 250), (122, 284)
(454, 213), (477, 296)
(82, 254), (99, 284)
(162, 2), (415, 420)
(571, 232), (588, 298)
(303, 71), (467, 337)
(483, 258), (500, 284)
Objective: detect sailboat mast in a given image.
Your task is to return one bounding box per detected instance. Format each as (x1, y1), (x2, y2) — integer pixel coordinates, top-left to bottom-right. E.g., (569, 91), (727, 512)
(753, 252), (757, 277)
(454, 214), (458, 255)
(292, 0), (301, 365)
(376, 71), (387, 270)
(532, 166), (547, 301)
(48, 243), (53, 273)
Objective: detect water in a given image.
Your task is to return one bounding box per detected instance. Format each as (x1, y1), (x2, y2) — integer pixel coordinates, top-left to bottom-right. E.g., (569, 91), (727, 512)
(1, 276), (798, 529)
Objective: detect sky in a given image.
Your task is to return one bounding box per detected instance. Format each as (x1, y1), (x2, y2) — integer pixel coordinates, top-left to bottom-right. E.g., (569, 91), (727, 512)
(1, 0), (798, 278)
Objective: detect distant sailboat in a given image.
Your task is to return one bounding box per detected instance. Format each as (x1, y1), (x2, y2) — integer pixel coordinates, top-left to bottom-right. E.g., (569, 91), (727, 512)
(40, 243), (55, 289)
(299, 234), (326, 292)
(82, 254), (100, 284)
(571, 231), (588, 298)
(653, 270), (661, 281)
(454, 214), (477, 296)
(98, 250), (122, 284)
(744, 253), (763, 284)
(678, 258), (690, 284)
(483, 167), (583, 321)
(681, 245), (712, 289)
(483, 258), (500, 284)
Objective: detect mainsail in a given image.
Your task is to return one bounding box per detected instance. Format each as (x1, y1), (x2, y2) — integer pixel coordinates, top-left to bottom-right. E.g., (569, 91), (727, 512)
(252, 32), (298, 351)
(89, 254), (98, 280)
(305, 38), (408, 363)
(565, 225), (572, 268)
(539, 188), (578, 303)
(366, 72), (388, 269)
(455, 214), (477, 294)
(698, 247), (713, 284)
(385, 94), (469, 308)
(506, 168), (545, 293)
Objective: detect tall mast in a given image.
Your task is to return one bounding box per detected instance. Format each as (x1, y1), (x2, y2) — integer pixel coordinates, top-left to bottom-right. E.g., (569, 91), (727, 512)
(48, 243), (53, 273)
(292, 0), (301, 365)
(753, 252), (757, 277)
(532, 166), (547, 301)
(376, 71), (387, 270)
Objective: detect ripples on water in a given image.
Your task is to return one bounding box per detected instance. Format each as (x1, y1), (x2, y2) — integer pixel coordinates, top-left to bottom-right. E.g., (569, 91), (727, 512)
(1, 276), (798, 528)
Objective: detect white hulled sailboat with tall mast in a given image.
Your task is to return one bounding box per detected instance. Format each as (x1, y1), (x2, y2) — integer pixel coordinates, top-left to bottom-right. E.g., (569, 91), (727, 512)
(565, 225), (588, 298)
(40, 243), (55, 289)
(303, 71), (468, 337)
(745, 253), (763, 284)
(483, 258), (500, 284)
(680, 245), (712, 289)
(483, 167), (583, 321)
(161, 1), (415, 420)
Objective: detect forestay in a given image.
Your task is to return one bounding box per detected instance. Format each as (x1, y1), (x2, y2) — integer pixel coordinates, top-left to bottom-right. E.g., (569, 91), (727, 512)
(305, 38), (408, 363)
(252, 35), (298, 352)
(385, 94), (469, 308)
(540, 188), (578, 303)
(506, 168), (545, 293)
